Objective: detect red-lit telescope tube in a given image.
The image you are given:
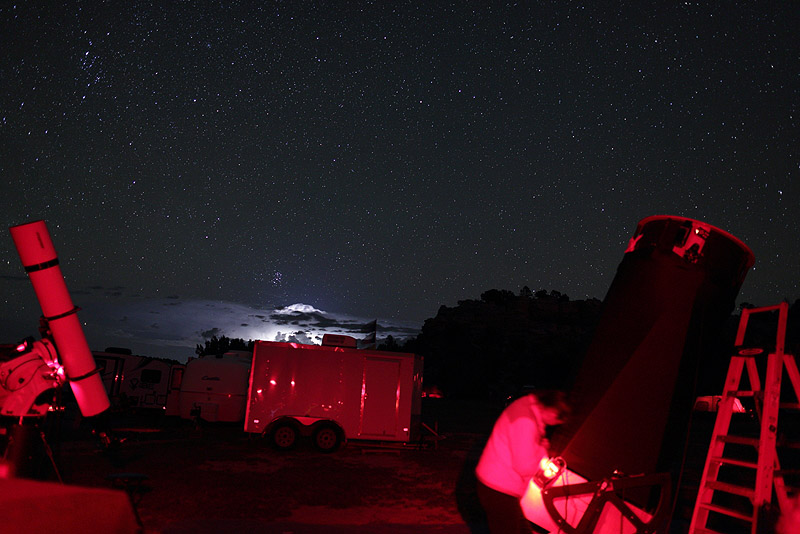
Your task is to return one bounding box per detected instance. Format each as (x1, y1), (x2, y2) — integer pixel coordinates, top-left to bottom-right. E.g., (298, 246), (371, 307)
(9, 220), (110, 417)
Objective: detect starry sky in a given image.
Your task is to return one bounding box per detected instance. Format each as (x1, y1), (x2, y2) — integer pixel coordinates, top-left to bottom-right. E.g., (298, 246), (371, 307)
(1, 2), (797, 361)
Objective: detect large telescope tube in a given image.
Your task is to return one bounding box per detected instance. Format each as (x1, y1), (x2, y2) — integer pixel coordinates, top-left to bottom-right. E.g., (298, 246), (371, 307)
(522, 216), (755, 531)
(10, 220), (110, 417)
(552, 215), (754, 482)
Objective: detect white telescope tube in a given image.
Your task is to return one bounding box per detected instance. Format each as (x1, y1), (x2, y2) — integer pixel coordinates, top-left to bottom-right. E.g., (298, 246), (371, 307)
(9, 220), (110, 417)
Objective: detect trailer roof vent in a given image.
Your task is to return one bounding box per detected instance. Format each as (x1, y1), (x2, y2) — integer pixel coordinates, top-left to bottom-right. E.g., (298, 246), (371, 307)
(321, 334), (357, 348)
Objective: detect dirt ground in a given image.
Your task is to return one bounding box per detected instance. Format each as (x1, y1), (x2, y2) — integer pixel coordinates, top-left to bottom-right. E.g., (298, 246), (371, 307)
(46, 399), (500, 534)
(14, 400), (759, 533)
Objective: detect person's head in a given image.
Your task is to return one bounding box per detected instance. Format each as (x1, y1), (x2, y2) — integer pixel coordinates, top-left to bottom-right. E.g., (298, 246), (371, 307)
(532, 389), (570, 426)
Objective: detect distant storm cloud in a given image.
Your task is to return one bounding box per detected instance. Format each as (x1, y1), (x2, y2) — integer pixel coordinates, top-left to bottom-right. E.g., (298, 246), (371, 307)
(199, 328), (222, 339)
(78, 299), (419, 361)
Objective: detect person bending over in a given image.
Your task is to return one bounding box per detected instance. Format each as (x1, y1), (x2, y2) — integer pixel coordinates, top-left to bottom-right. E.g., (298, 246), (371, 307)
(475, 390), (570, 534)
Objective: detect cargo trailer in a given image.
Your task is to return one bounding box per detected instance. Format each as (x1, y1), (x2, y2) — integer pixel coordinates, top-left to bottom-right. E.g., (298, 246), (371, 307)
(244, 336), (423, 451)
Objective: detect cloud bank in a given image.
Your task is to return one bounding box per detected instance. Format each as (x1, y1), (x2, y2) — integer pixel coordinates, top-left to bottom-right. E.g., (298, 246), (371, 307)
(79, 299), (421, 362)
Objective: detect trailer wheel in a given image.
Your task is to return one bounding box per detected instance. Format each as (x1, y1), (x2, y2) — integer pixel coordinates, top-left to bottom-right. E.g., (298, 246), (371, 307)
(271, 423), (298, 450)
(312, 424), (342, 453)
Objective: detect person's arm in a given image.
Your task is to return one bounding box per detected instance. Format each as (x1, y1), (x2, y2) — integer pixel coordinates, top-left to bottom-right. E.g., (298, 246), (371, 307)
(507, 410), (548, 481)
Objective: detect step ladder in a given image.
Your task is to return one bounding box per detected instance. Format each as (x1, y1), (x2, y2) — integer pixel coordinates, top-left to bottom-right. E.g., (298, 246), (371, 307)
(689, 302), (800, 534)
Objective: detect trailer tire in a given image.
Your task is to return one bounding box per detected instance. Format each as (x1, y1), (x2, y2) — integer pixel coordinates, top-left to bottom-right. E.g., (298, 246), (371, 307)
(312, 424), (342, 453)
(271, 423), (298, 450)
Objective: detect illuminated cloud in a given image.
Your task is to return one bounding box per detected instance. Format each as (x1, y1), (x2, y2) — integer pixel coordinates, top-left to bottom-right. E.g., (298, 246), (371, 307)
(78, 298), (419, 361)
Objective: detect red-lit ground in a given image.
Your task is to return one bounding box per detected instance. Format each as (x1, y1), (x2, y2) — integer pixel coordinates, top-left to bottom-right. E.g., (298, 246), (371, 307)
(18, 400), (767, 533)
(50, 400), (500, 533)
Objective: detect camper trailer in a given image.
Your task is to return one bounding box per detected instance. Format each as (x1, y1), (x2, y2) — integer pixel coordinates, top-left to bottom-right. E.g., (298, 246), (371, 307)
(244, 336), (423, 452)
(178, 351), (252, 423)
(93, 348), (184, 412)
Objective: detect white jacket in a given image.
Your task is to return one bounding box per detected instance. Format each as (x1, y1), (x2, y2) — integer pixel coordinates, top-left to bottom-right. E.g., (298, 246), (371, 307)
(475, 394), (550, 498)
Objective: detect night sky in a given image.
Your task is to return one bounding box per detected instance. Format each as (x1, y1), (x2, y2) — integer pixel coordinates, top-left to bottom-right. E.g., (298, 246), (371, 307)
(2, 3), (797, 361)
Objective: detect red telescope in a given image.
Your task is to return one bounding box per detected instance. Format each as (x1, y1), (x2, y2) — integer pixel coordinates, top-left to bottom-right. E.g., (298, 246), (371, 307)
(9, 220), (110, 417)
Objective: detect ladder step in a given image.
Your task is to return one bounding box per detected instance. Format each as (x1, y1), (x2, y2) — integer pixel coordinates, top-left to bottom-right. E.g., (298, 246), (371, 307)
(691, 308), (797, 534)
(705, 480), (755, 499)
(710, 456), (757, 469)
(717, 435), (759, 447)
(698, 502), (754, 522)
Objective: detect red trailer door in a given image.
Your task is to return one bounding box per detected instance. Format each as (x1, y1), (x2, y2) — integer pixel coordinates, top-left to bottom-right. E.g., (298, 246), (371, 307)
(360, 357), (401, 438)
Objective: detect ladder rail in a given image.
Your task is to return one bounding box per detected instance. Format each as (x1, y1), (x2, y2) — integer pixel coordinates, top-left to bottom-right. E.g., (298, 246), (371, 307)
(754, 351), (782, 508)
(784, 351), (800, 402)
(688, 356), (749, 533)
(689, 302), (797, 534)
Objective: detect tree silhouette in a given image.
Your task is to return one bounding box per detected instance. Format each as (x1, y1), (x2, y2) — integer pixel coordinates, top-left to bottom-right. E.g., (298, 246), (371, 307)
(195, 335), (254, 356)
(388, 287), (603, 400)
(377, 335), (404, 352)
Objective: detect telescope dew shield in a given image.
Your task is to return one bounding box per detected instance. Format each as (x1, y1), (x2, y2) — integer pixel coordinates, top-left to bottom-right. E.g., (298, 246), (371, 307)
(10, 220), (110, 417)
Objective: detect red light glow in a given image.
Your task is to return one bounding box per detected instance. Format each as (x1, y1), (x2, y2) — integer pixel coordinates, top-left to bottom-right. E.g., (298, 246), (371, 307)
(533, 456), (566, 488)
(269, 379), (277, 386)
(540, 457), (560, 477)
